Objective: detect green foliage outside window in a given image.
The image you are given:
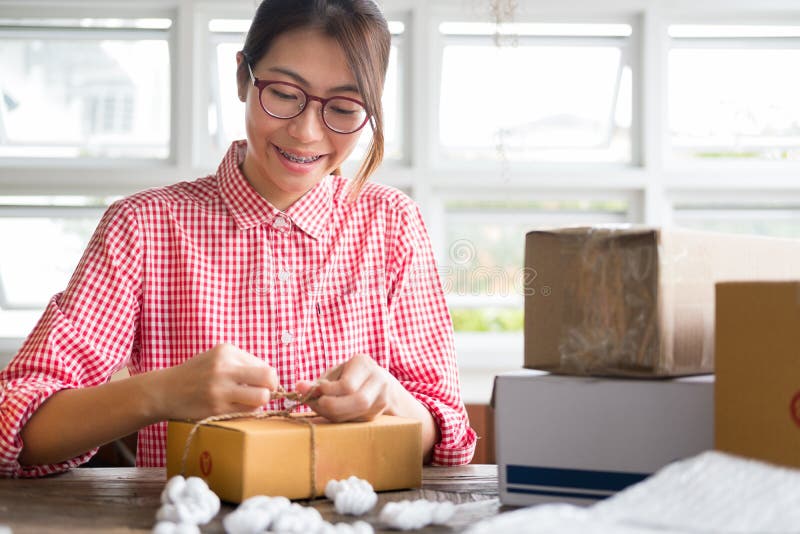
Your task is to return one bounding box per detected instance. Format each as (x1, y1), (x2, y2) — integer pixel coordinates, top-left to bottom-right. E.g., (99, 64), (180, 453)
(450, 307), (524, 332)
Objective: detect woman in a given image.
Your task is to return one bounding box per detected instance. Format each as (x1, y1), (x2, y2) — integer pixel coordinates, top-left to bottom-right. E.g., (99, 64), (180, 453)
(0, 0), (475, 477)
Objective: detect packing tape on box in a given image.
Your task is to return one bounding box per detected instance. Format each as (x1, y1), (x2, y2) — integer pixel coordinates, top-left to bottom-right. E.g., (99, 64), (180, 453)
(559, 227), (661, 374)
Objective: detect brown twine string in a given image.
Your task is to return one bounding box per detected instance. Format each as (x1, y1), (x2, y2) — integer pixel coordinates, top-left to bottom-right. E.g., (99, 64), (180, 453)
(179, 386), (320, 498)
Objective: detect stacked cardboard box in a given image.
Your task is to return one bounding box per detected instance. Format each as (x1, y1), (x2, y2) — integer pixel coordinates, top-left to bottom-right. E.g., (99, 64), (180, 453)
(524, 227), (800, 376)
(494, 370), (713, 506)
(495, 227), (800, 506)
(715, 281), (800, 469)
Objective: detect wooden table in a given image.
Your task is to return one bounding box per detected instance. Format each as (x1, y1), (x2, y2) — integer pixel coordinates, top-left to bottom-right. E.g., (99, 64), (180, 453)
(0, 465), (504, 533)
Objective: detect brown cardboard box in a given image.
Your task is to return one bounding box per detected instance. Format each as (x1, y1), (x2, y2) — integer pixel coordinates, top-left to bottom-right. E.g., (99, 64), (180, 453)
(524, 227), (800, 377)
(166, 414), (422, 503)
(715, 281), (800, 468)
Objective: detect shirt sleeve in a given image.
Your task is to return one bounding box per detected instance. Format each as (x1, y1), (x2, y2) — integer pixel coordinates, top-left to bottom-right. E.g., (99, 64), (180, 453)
(386, 201), (477, 466)
(0, 200), (142, 477)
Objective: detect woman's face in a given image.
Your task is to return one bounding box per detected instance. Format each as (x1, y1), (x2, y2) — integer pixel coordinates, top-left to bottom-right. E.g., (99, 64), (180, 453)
(237, 28), (364, 210)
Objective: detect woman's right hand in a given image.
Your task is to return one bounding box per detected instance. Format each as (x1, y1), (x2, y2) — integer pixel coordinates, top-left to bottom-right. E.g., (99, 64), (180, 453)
(152, 343), (278, 421)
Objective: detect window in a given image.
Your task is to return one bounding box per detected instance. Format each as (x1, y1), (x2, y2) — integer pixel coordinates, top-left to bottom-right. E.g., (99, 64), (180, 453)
(442, 197), (630, 332)
(206, 18), (406, 167)
(2, 1), (800, 384)
(438, 22), (633, 163)
(673, 204), (800, 238)
(668, 25), (800, 162)
(0, 198), (107, 337)
(0, 18), (172, 159)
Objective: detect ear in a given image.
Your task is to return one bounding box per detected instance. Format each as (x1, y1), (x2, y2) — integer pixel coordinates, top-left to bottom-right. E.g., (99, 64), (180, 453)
(236, 51), (248, 102)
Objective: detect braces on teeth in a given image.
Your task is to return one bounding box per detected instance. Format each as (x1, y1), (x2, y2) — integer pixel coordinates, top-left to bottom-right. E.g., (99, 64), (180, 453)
(278, 147), (321, 163)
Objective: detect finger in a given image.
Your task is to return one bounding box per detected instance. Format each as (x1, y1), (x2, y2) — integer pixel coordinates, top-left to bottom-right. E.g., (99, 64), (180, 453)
(228, 384), (272, 408)
(295, 380), (321, 400)
(230, 364), (278, 390)
(229, 402), (262, 414)
(301, 397), (321, 416)
(316, 373), (387, 422)
(316, 361), (369, 398)
(222, 345), (276, 370)
(321, 361), (345, 381)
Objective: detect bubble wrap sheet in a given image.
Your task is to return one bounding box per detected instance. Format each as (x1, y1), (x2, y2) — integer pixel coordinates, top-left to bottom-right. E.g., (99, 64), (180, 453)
(469, 451), (800, 533)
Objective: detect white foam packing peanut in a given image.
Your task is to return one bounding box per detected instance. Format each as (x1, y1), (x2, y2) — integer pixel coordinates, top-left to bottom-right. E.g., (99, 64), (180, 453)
(379, 499), (456, 530)
(324, 476), (378, 516)
(222, 495), (291, 534)
(225, 499), (324, 534)
(222, 494), (374, 534)
(316, 520), (374, 534)
(152, 522), (201, 534)
(270, 503), (325, 533)
(155, 475), (221, 530)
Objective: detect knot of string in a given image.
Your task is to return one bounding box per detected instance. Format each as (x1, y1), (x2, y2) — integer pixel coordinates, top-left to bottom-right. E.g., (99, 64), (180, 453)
(179, 385), (320, 498)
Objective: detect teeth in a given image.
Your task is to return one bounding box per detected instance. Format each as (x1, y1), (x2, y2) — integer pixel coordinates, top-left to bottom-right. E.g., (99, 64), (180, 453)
(277, 146), (321, 164)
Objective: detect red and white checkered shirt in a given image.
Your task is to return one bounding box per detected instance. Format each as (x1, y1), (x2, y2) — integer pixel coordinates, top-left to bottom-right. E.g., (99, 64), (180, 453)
(0, 141), (476, 477)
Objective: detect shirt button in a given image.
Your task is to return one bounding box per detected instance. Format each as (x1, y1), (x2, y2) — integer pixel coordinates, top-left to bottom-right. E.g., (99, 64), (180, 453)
(278, 270), (290, 282)
(274, 215), (290, 231)
(281, 330), (294, 344)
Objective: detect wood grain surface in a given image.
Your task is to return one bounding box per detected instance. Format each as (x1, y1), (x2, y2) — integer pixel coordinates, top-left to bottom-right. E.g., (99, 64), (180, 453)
(0, 465), (504, 533)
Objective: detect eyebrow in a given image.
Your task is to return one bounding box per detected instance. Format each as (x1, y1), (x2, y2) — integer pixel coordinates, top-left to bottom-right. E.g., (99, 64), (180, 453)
(266, 66), (360, 95)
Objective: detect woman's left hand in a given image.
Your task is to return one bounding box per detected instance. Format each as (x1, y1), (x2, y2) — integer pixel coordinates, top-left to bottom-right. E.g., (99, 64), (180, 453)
(295, 353), (396, 422)
(295, 353), (441, 462)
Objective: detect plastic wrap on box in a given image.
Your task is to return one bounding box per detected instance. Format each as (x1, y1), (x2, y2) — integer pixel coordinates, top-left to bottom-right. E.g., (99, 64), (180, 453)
(558, 227), (662, 374)
(524, 226), (800, 377)
(467, 451), (800, 533)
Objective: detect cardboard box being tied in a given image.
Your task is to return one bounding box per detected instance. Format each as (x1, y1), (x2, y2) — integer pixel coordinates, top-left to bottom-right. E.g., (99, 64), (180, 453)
(166, 414), (423, 503)
(524, 226), (800, 377)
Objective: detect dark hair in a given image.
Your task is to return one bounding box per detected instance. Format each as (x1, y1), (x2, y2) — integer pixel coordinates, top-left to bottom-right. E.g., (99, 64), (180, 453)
(238, 0), (391, 196)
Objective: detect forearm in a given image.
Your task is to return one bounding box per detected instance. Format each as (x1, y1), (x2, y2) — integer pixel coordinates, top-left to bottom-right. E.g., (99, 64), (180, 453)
(18, 371), (165, 467)
(387, 383), (440, 464)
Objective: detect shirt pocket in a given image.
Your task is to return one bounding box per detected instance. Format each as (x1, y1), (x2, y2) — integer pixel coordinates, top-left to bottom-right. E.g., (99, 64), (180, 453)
(314, 291), (386, 371)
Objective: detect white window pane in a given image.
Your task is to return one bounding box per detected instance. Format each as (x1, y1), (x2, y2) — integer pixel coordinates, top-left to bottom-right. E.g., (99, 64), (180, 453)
(669, 38), (800, 161)
(350, 42), (402, 163)
(0, 208), (103, 309)
(0, 23), (171, 159)
(211, 41), (246, 155)
(209, 21), (404, 164)
(442, 199), (629, 332)
(439, 36), (631, 163)
(674, 208), (800, 238)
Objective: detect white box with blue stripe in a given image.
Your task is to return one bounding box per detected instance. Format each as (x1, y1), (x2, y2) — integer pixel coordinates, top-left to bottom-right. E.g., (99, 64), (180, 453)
(493, 370), (713, 506)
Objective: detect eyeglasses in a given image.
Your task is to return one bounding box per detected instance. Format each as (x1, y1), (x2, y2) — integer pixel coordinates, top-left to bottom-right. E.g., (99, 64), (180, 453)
(247, 63), (370, 134)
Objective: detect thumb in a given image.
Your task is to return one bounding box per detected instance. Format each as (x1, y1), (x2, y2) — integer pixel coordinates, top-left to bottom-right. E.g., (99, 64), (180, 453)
(295, 380), (317, 396)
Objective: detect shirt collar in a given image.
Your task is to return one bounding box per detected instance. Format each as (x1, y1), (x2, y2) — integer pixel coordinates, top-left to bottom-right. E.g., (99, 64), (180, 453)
(217, 140), (332, 240)
(285, 174), (332, 240)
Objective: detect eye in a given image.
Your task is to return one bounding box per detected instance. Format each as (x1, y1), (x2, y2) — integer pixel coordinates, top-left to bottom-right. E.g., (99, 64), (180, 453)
(268, 86), (299, 101)
(327, 99), (364, 116)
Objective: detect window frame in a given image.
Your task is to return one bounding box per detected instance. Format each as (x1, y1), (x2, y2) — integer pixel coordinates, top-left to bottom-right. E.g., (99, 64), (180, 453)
(665, 27), (800, 170)
(0, 5), (178, 176)
(434, 30), (635, 168)
(1, 0), (800, 385)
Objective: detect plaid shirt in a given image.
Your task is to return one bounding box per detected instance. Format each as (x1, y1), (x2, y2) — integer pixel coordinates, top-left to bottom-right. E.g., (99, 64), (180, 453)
(0, 141), (476, 477)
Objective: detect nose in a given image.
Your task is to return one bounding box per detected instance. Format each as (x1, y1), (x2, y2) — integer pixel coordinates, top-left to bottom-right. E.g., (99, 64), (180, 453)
(286, 100), (326, 143)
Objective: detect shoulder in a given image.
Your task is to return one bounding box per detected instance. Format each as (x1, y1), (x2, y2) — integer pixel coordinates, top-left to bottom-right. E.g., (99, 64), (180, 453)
(330, 176), (417, 217)
(109, 175), (220, 217)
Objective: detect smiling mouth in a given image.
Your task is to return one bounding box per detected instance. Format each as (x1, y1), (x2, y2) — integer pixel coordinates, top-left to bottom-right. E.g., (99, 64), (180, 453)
(275, 145), (323, 164)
